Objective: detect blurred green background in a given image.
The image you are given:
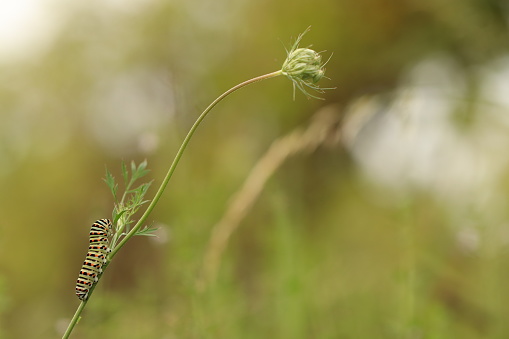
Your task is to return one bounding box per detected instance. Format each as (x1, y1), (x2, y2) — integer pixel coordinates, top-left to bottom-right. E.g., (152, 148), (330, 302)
(2, 0), (509, 338)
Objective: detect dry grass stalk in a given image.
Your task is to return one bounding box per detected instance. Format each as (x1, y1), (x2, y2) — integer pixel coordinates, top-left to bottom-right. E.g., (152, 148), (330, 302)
(197, 104), (342, 290)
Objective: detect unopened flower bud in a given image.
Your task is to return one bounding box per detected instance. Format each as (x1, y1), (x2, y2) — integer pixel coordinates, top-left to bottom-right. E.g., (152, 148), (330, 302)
(280, 28), (331, 99)
(282, 48), (324, 83)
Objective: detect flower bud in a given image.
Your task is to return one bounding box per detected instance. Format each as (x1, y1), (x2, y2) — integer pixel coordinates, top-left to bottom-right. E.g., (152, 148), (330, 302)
(280, 28), (331, 99)
(282, 48), (324, 83)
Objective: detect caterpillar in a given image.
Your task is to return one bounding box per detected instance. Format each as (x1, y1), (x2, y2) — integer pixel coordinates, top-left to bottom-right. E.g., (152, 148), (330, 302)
(75, 219), (112, 301)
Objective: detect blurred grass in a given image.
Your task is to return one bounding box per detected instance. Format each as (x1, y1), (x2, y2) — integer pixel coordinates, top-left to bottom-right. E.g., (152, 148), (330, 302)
(1, 0), (509, 338)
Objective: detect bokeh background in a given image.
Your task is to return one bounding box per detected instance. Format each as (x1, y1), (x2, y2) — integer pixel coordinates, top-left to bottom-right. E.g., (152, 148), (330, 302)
(2, 0), (509, 338)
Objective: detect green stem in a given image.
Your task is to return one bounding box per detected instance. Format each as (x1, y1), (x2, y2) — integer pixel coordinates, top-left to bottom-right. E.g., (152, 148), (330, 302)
(62, 70), (282, 339)
(62, 300), (87, 339)
(110, 70), (282, 258)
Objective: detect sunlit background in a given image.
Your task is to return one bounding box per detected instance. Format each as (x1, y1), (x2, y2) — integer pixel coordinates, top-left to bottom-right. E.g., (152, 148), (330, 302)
(2, 0), (509, 338)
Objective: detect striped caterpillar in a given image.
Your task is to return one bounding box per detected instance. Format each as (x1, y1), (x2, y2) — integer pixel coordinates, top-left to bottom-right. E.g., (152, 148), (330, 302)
(75, 219), (112, 300)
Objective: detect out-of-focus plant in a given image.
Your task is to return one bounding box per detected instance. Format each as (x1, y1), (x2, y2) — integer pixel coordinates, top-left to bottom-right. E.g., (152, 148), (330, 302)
(62, 27), (331, 339)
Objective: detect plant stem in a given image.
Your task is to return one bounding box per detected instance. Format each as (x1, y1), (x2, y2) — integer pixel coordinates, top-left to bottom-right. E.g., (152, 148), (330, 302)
(62, 300), (87, 339)
(110, 70), (282, 258)
(62, 70), (282, 339)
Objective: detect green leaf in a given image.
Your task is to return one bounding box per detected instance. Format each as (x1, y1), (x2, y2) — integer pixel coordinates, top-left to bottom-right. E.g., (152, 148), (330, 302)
(133, 159), (150, 181)
(135, 225), (159, 237)
(103, 167), (118, 201)
(130, 160), (137, 177)
(113, 209), (128, 225)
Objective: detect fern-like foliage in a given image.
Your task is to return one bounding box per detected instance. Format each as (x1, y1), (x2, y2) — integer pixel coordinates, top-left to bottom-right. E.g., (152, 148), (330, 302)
(104, 160), (157, 249)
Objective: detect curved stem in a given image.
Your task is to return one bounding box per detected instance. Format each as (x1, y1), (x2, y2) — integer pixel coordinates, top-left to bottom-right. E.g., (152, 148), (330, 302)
(110, 70), (282, 258)
(62, 70), (282, 339)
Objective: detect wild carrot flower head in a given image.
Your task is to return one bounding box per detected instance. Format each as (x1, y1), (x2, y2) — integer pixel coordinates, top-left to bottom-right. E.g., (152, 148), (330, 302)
(281, 27), (331, 99)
